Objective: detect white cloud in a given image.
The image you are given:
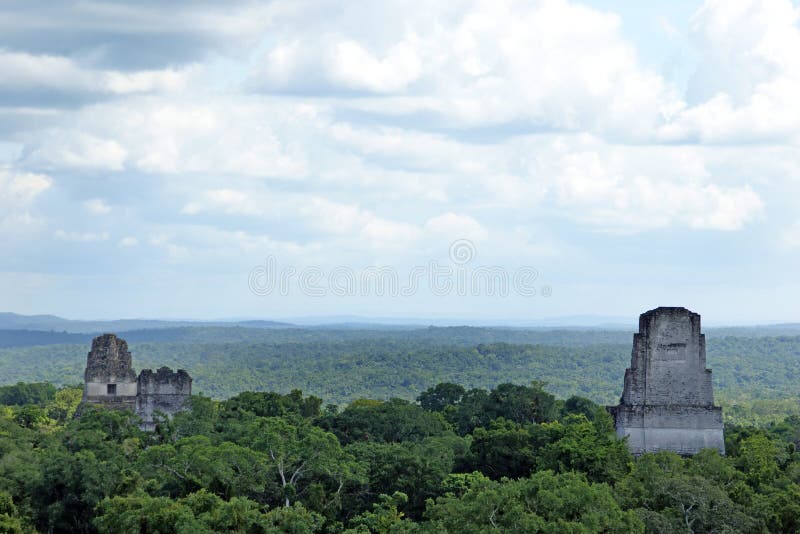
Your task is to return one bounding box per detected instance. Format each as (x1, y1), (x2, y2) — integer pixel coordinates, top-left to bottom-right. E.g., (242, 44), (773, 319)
(147, 234), (191, 263)
(0, 51), (94, 92)
(143, 225), (320, 265)
(327, 122), (487, 174)
(425, 212), (488, 241)
(0, 212), (42, 237)
(181, 185), (422, 250)
(686, 184), (763, 231)
(360, 216), (421, 245)
(532, 135), (764, 232)
(25, 132), (127, 171)
(257, 31), (425, 94)
(118, 236), (139, 248)
(300, 197), (421, 247)
(780, 220), (800, 249)
(83, 198), (111, 215)
(181, 188), (262, 216)
(0, 50), (197, 98)
(0, 168), (51, 236)
(54, 230), (110, 242)
(247, 0), (800, 147)
(21, 97), (309, 178)
(0, 0), (280, 82)
(250, 0), (680, 139)
(330, 39), (423, 93)
(0, 169), (51, 201)
(1, 0), (787, 275)
(102, 67), (198, 94)
(21, 86), (769, 237)
(661, 0), (800, 143)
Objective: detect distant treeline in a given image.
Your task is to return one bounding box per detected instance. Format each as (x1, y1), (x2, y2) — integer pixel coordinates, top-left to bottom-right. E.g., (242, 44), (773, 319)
(0, 330), (91, 348)
(1, 330), (799, 418)
(0, 325), (637, 348)
(4, 322), (800, 348)
(0, 312), (292, 334)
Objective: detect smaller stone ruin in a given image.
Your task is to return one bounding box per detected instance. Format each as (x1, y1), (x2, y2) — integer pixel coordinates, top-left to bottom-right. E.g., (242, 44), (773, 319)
(80, 333), (192, 430)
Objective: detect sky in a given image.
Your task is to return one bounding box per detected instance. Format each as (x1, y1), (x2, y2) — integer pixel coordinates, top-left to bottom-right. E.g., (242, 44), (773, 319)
(1, 0), (800, 324)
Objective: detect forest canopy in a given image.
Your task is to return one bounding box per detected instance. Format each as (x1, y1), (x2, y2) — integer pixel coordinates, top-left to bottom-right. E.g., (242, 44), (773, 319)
(0, 381), (798, 533)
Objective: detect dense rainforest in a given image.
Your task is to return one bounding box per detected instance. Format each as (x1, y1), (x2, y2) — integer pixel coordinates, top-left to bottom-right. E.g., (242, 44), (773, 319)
(0, 381), (798, 533)
(1, 326), (799, 425)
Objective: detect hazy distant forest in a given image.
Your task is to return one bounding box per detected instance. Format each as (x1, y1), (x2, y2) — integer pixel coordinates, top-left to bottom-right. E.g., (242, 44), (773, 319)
(1, 323), (799, 424)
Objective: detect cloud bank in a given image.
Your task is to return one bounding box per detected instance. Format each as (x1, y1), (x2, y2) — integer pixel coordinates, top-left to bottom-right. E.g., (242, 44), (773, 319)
(1, 0), (799, 320)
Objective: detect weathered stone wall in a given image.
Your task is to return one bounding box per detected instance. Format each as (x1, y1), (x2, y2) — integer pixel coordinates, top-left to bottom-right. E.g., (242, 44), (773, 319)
(618, 427), (726, 456)
(84, 381), (138, 398)
(83, 334), (137, 384)
(611, 307), (724, 456)
(136, 367), (193, 431)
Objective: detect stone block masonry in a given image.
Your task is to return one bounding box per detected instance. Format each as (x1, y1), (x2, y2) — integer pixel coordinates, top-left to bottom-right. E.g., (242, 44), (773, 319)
(80, 334), (192, 430)
(608, 307), (725, 456)
(136, 367), (193, 431)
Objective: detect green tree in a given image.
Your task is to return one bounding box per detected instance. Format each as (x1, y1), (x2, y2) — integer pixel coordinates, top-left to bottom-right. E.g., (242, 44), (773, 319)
(0, 383), (57, 406)
(536, 414), (631, 484)
(656, 475), (760, 533)
(418, 383), (465, 412)
(347, 436), (463, 518)
(224, 390), (322, 419)
(444, 388), (491, 435)
(467, 419), (538, 480)
(12, 406), (49, 429)
(423, 470), (643, 533)
(95, 490), (325, 533)
(615, 452), (686, 512)
(95, 492), (204, 534)
(616, 452), (763, 533)
(0, 490), (30, 534)
(137, 436), (273, 500)
(245, 417), (362, 508)
(326, 399), (451, 444)
(46, 386), (83, 424)
(345, 492), (417, 534)
(485, 382), (558, 425)
(736, 434), (787, 489)
(168, 395), (219, 440)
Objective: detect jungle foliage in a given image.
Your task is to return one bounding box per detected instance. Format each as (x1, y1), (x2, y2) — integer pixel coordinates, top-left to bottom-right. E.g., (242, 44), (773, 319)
(0, 381), (799, 533)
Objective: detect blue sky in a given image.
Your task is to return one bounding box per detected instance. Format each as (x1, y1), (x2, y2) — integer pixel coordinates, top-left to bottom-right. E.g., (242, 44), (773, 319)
(1, 0), (800, 324)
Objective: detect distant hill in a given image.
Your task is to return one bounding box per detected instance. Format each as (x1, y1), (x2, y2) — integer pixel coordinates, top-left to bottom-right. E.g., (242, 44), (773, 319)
(6, 311), (800, 334)
(0, 325), (636, 348)
(707, 324), (800, 337)
(4, 311), (800, 349)
(282, 314), (636, 328)
(0, 312), (293, 334)
(0, 330), (92, 348)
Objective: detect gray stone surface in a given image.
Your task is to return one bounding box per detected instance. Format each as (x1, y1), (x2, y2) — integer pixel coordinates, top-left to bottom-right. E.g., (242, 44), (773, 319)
(136, 366), (193, 431)
(84, 334), (137, 383)
(609, 307), (725, 456)
(80, 334), (191, 430)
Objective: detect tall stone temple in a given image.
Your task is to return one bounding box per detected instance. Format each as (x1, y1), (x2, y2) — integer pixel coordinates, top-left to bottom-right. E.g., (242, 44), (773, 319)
(608, 307), (725, 455)
(81, 333), (192, 430)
